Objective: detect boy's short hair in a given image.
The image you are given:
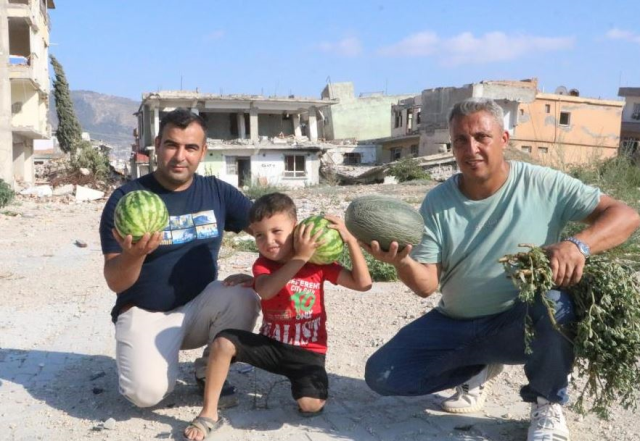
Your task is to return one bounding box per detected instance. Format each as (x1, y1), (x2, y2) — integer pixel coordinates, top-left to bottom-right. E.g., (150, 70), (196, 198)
(249, 192), (297, 223)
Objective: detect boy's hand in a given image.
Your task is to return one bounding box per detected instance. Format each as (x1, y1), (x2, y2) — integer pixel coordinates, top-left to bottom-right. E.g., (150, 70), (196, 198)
(112, 228), (161, 257)
(294, 223), (324, 261)
(223, 273), (254, 287)
(324, 214), (356, 244)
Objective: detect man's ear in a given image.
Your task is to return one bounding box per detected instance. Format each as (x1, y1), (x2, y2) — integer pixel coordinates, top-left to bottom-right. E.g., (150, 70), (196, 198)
(154, 135), (161, 150)
(501, 130), (510, 150)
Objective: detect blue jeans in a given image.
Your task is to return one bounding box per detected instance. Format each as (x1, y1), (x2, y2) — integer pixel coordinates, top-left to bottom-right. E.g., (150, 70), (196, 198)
(365, 290), (575, 404)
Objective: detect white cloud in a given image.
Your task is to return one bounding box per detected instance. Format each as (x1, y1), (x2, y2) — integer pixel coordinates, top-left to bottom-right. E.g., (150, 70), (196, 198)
(204, 30), (225, 41)
(605, 28), (640, 44)
(377, 31), (438, 57)
(378, 31), (575, 66)
(317, 37), (362, 57)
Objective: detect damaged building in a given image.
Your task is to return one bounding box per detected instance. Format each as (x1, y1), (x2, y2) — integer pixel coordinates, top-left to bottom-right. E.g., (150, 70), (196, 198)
(133, 91), (340, 188)
(0, 0), (55, 188)
(618, 87), (640, 156)
(416, 79), (623, 167)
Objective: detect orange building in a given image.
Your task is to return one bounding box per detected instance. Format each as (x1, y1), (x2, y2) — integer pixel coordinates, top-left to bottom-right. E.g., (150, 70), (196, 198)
(513, 93), (624, 167)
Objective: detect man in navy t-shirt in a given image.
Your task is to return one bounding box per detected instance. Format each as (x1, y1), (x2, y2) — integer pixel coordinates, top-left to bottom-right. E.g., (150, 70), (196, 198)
(100, 109), (260, 408)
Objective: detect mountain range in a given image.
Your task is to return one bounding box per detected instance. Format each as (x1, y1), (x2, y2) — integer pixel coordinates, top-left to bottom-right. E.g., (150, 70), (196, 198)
(49, 90), (139, 159)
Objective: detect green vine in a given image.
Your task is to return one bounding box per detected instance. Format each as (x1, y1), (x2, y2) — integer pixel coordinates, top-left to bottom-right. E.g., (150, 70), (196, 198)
(501, 244), (640, 419)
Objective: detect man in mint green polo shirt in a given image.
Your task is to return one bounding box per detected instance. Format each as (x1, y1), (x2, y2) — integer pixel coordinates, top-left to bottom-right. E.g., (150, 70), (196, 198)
(364, 97), (640, 441)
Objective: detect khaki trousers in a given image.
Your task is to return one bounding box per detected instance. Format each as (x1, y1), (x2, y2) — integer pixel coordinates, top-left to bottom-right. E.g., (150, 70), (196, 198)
(114, 281), (260, 407)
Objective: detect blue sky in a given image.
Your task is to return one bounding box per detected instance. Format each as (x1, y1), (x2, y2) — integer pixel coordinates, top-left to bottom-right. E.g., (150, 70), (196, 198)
(49, 1), (639, 101)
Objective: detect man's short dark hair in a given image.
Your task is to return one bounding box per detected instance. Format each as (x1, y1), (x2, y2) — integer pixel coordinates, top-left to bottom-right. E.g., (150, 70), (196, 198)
(158, 108), (207, 139)
(249, 192), (297, 223)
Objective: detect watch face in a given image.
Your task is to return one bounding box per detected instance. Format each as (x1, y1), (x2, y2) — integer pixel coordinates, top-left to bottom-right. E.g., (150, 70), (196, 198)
(567, 237), (589, 257)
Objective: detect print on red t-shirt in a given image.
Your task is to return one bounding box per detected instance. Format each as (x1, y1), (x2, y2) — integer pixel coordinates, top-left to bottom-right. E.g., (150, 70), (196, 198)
(252, 256), (342, 354)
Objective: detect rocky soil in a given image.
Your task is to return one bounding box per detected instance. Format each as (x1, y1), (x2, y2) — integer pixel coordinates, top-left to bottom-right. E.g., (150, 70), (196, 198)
(0, 181), (638, 441)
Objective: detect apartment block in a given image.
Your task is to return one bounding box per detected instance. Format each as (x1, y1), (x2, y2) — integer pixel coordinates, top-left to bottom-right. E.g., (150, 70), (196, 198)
(618, 87), (640, 155)
(413, 79), (622, 167)
(135, 91), (338, 188)
(0, 0), (54, 187)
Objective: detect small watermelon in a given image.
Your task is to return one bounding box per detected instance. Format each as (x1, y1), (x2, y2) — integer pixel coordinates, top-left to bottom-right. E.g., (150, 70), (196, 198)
(296, 215), (344, 265)
(345, 195), (423, 251)
(114, 190), (169, 242)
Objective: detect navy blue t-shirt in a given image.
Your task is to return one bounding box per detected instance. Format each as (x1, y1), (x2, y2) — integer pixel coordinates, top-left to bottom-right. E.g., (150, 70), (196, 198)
(100, 173), (252, 322)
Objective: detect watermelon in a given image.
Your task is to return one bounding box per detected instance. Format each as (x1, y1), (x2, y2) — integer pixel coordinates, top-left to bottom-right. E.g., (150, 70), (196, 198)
(296, 215), (344, 265)
(114, 190), (169, 242)
(345, 195), (423, 251)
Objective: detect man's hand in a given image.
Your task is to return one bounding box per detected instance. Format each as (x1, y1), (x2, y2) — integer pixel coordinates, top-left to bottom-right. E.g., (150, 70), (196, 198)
(223, 273), (254, 287)
(112, 229), (162, 257)
(361, 240), (413, 267)
(293, 223), (324, 262)
(544, 240), (586, 287)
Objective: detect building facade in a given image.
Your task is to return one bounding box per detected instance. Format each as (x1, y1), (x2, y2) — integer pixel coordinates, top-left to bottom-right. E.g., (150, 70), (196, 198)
(618, 87), (640, 156)
(513, 93), (623, 166)
(377, 95), (422, 163)
(135, 91), (338, 188)
(0, 0), (55, 187)
(321, 82), (413, 142)
(414, 79), (622, 167)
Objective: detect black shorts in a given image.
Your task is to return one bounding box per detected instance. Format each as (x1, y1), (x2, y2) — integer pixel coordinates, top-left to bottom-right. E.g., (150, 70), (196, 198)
(217, 329), (328, 400)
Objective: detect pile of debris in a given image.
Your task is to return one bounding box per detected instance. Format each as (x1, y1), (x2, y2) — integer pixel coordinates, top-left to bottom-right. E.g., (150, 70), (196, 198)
(321, 152), (458, 185)
(20, 157), (126, 203)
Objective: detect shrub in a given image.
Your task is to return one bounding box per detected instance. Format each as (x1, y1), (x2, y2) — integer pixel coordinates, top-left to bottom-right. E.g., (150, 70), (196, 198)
(242, 182), (283, 201)
(339, 247), (397, 282)
(568, 156), (640, 266)
(0, 179), (15, 208)
(232, 238), (259, 253)
(570, 156), (640, 206)
(71, 141), (110, 179)
(388, 158), (430, 182)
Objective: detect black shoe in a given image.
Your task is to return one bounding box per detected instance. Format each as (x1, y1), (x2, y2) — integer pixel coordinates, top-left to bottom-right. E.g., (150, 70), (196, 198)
(195, 376), (239, 409)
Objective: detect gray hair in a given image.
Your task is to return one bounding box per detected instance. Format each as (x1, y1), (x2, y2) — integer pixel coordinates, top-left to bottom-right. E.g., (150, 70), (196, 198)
(447, 98), (504, 130)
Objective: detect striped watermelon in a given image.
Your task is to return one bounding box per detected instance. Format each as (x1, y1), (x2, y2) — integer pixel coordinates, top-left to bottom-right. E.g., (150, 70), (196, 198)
(114, 190), (169, 242)
(297, 215), (344, 265)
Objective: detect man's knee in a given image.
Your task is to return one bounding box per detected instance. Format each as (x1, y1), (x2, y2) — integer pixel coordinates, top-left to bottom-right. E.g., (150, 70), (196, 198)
(535, 289), (575, 327)
(364, 352), (395, 396)
(202, 281), (260, 326)
(119, 379), (172, 408)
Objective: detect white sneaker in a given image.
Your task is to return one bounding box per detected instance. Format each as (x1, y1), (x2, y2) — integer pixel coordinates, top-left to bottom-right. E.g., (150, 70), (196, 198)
(441, 364), (504, 414)
(527, 397), (570, 441)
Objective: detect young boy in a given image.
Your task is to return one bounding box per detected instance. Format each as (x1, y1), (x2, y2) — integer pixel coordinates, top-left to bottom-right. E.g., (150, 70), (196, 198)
(184, 192), (372, 440)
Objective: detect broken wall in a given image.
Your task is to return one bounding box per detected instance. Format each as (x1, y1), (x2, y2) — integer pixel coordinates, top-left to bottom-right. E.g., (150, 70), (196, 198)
(421, 86), (472, 133)
(257, 114), (295, 138)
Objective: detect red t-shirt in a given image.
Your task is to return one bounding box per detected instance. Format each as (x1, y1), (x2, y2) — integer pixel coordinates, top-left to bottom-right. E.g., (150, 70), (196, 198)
(252, 256), (343, 354)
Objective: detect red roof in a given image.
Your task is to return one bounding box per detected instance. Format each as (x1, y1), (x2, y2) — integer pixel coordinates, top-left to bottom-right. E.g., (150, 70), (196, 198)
(134, 153), (149, 163)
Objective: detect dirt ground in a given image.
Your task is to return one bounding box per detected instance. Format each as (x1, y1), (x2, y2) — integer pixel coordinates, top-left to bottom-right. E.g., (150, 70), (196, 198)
(0, 181), (638, 441)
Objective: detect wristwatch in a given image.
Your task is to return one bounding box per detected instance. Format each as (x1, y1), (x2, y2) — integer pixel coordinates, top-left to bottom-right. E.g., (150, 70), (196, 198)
(563, 236), (590, 258)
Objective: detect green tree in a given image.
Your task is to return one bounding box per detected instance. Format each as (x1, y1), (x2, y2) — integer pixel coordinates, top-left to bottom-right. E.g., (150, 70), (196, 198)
(50, 55), (82, 154)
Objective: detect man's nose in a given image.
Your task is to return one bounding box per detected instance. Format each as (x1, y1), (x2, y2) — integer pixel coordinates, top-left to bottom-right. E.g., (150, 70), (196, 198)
(174, 146), (187, 161)
(464, 139), (481, 155)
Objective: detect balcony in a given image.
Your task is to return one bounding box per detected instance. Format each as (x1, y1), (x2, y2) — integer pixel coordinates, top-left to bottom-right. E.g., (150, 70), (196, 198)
(9, 55), (47, 95)
(11, 122), (49, 140)
(621, 121), (640, 138)
(7, 1), (40, 31)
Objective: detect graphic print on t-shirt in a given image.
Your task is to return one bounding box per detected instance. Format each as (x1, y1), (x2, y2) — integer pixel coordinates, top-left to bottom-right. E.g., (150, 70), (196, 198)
(261, 278), (322, 347)
(159, 210), (218, 245)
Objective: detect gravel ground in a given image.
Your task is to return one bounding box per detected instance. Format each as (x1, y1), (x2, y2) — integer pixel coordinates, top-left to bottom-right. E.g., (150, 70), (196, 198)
(0, 181), (638, 441)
